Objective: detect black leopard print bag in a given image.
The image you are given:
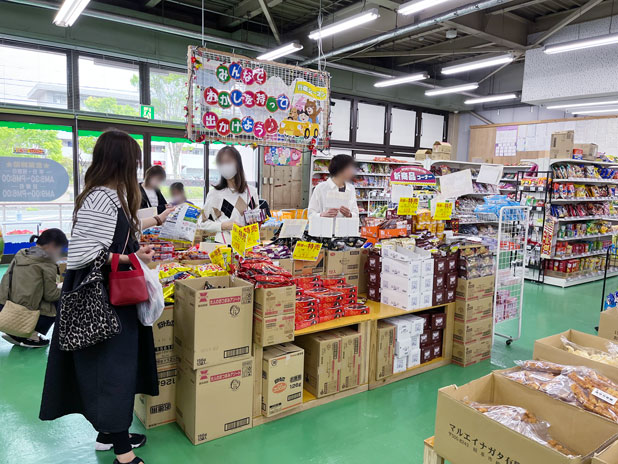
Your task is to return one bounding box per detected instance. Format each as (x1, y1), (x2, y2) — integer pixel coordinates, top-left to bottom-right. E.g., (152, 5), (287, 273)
(57, 251), (121, 351)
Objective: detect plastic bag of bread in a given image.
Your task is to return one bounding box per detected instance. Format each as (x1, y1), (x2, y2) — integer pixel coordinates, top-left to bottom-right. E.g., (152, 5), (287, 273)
(561, 335), (618, 367)
(466, 402), (575, 457)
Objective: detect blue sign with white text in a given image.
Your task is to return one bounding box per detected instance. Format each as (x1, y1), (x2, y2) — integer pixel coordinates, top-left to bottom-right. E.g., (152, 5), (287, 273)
(0, 157), (70, 202)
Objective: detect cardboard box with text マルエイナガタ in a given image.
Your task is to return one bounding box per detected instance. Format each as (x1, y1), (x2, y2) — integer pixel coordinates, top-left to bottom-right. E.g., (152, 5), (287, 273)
(454, 296), (493, 323)
(451, 338), (491, 367)
(134, 368), (177, 429)
(331, 328), (362, 391)
(175, 357), (254, 445)
(455, 276), (494, 301)
(453, 317), (492, 345)
(324, 250), (361, 276)
(174, 276), (254, 369)
(261, 343), (304, 417)
(253, 313), (295, 347)
(294, 332), (341, 398)
(435, 372), (618, 464)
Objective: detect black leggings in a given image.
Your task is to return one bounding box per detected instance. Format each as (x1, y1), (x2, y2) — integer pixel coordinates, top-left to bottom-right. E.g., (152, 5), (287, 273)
(97, 431), (132, 455)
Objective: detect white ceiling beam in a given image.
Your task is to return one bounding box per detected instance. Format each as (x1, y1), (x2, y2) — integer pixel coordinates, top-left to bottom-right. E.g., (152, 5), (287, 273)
(530, 0), (604, 47)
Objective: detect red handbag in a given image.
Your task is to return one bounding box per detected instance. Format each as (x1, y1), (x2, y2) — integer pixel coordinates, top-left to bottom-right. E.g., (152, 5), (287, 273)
(109, 253), (149, 306)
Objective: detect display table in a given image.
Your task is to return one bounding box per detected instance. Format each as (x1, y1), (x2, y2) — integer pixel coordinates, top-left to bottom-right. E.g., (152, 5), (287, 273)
(252, 297), (455, 426)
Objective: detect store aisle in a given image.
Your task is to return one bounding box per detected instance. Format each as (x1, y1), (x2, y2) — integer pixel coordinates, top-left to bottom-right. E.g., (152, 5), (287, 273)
(0, 272), (612, 464)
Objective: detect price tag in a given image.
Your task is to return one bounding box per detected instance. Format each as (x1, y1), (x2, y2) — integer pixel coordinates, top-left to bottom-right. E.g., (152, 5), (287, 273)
(433, 202), (453, 221)
(592, 387), (618, 405)
(397, 197), (419, 216)
(231, 224), (247, 256)
(293, 241), (322, 261)
(208, 247), (226, 269)
(243, 223), (260, 249)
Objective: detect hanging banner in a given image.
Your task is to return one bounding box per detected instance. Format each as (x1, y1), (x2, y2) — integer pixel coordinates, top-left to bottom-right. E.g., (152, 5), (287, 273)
(390, 166), (436, 186)
(186, 47), (330, 149)
(0, 157), (69, 202)
(264, 146), (302, 166)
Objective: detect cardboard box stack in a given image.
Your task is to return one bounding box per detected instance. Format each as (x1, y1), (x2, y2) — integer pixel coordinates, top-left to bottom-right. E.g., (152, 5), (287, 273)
(550, 130), (574, 159)
(413, 209), (446, 241)
(453, 243), (494, 367)
(253, 285), (296, 347)
(261, 343), (304, 417)
(366, 250), (382, 302)
(375, 320), (396, 380)
(295, 328), (362, 398)
(174, 276), (255, 445)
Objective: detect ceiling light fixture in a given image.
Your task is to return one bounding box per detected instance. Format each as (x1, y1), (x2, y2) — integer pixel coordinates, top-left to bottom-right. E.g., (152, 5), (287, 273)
(465, 93), (519, 105)
(547, 99), (618, 110)
(398, 0), (454, 15)
(571, 108), (618, 115)
(374, 72), (429, 87)
(53, 0), (91, 27)
(544, 32), (618, 55)
(309, 8), (380, 40)
(257, 42), (303, 61)
(442, 54), (514, 75)
(425, 83), (479, 96)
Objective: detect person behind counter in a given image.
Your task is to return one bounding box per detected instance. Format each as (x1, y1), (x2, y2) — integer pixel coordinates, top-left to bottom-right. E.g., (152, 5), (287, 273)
(308, 154), (359, 218)
(200, 146), (259, 244)
(139, 165), (167, 214)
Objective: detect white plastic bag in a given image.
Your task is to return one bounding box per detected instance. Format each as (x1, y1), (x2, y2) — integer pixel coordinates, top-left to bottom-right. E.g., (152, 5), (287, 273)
(136, 257), (165, 326)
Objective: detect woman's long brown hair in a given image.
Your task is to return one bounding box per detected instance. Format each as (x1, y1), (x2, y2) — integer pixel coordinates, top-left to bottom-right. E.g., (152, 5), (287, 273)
(73, 129), (142, 236)
(213, 146), (248, 194)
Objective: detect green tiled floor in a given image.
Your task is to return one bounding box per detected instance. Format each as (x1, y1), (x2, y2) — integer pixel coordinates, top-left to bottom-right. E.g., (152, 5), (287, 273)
(0, 265), (613, 464)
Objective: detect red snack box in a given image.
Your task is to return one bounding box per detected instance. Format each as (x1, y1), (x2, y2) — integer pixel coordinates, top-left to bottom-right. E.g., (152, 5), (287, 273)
(344, 304), (370, 317)
(319, 312), (344, 323)
(431, 312), (446, 330)
(322, 276), (346, 287)
(295, 318), (318, 330)
(330, 284), (358, 296)
(294, 275), (323, 291)
(305, 288), (344, 307)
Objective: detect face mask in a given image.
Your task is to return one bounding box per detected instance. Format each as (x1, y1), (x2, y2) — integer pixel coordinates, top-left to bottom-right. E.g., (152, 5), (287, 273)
(218, 163), (237, 180)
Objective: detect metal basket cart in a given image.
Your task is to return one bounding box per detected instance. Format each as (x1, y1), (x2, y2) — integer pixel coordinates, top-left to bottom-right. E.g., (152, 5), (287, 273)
(599, 238), (618, 312)
(493, 206), (530, 346)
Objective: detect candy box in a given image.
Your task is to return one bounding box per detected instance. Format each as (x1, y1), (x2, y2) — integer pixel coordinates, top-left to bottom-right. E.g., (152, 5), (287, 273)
(344, 304), (370, 317)
(322, 276), (346, 287)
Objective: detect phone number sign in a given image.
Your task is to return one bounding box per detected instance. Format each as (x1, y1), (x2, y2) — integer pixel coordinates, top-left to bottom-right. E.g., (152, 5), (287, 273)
(0, 157), (69, 202)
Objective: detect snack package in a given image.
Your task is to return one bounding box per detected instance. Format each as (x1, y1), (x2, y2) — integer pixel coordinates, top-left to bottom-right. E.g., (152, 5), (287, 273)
(467, 402), (575, 457)
(561, 335), (618, 367)
(159, 203), (201, 243)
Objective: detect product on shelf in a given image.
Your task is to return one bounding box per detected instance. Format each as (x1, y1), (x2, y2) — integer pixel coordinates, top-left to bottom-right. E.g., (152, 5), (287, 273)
(261, 343), (304, 417)
(561, 335), (618, 367)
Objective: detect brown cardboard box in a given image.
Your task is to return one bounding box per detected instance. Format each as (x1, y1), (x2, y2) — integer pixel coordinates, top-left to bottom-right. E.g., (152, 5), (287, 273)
(454, 297), (493, 323)
(295, 332), (341, 398)
(452, 338), (491, 367)
(550, 130), (575, 159)
(344, 273), (359, 288)
(325, 250), (361, 276)
(174, 276), (253, 369)
(435, 372), (618, 464)
(153, 305), (177, 371)
(453, 317), (493, 345)
(274, 258), (293, 274)
(574, 143), (598, 160)
(455, 276), (494, 300)
(433, 141), (452, 156)
(261, 343), (304, 417)
(376, 321), (395, 380)
(599, 307), (618, 343)
(534, 329), (618, 383)
(253, 313), (295, 347)
(134, 368), (177, 429)
(414, 149), (432, 161)
(358, 249), (368, 294)
(293, 251), (325, 275)
(517, 150), (550, 161)
(175, 358), (253, 445)
(332, 328), (362, 391)
(260, 226), (276, 242)
(254, 286), (296, 318)
(593, 441), (618, 464)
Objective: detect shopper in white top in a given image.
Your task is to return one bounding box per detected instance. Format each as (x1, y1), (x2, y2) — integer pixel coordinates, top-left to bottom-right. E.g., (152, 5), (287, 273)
(200, 146), (259, 244)
(308, 154), (359, 219)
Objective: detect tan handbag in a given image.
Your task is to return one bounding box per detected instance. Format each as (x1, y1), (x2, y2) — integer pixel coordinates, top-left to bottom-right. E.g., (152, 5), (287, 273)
(0, 262), (39, 337)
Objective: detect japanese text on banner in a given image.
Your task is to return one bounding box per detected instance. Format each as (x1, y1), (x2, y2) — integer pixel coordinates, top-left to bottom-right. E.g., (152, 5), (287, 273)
(208, 247), (226, 269)
(433, 202), (453, 221)
(397, 197), (419, 216)
(231, 224), (247, 256)
(243, 223), (260, 249)
(293, 241), (322, 261)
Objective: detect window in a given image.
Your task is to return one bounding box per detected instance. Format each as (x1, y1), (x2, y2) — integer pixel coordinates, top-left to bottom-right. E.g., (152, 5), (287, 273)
(209, 143), (258, 189)
(151, 136), (205, 205)
(356, 102), (385, 145)
(79, 56), (140, 116)
(0, 43), (67, 109)
(150, 67), (187, 122)
(420, 112), (445, 148)
(390, 107), (416, 147)
(330, 98), (352, 142)
(0, 121), (74, 233)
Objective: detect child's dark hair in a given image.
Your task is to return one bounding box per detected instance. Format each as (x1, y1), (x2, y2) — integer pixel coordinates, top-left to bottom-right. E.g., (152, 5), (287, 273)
(170, 182), (184, 193)
(30, 228), (69, 248)
(328, 154), (356, 177)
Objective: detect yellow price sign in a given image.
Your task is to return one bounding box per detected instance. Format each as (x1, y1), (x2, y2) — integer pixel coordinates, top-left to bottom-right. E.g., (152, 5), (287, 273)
(231, 224), (247, 256)
(208, 247), (226, 269)
(293, 241), (322, 261)
(397, 197), (419, 216)
(243, 223), (260, 249)
(433, 202), (453, 221)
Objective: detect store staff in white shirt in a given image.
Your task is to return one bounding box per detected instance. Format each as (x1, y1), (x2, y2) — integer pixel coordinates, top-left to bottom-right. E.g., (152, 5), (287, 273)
(308, 154), (359, 219)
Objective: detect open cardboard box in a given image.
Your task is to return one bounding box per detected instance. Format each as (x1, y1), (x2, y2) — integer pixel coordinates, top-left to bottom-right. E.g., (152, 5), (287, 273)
(435, 372), (618, 464)
(534, 329), (618, 383)
(599, 307), (618, 343)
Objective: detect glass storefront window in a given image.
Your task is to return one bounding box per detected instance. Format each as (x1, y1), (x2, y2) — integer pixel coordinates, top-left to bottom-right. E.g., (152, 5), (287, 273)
(78, 56), (140, 116)
(150, 68), (186, 123)
(208, 143), (258, 190)
(151, 136), (205, 205)
(0, 43), (68, 109)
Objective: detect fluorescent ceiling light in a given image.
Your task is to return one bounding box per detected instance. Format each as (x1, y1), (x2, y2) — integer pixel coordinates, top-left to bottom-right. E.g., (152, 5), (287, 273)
(544, 32), (618, 55)
(374, 72), (429, 87)
(425, 83), (479, 96)
(53, 0), (91, 27)
(571, 108), (618, 115)
(442, 54), (514, 75)
(547, 100), (618, 110)
(398, 0), (454, 15)
(257, 42), (303, 61)
(465, 93), (518, 105)
(309, 8), (380, 40)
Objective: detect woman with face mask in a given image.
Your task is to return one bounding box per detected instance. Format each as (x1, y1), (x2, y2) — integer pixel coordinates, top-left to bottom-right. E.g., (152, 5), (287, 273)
(0, 228), (68, 348)
(200, 146), (259, 244)
(139, 165), (167, 214)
